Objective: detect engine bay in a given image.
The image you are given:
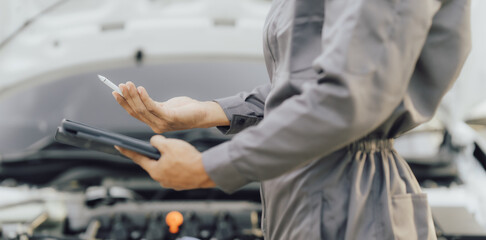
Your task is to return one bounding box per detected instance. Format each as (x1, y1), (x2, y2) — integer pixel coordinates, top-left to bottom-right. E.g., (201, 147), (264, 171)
(0, 177), (263, 240)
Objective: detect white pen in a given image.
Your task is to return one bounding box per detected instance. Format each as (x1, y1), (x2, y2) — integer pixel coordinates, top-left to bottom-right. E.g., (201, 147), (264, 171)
(98, 75), (124, 97)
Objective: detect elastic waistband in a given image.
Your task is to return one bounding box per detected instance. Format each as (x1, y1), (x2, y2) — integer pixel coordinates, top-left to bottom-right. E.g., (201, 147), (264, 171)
(347, 137), (394, 152)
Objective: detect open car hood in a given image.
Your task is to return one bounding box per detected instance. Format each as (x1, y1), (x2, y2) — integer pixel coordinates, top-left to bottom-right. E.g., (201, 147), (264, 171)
(2, 0), (486, 124)
(0, 0), (270, 97)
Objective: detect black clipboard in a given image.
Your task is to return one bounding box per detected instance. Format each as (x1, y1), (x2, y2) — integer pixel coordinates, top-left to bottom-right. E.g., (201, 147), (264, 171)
(54, 119), (161, 159)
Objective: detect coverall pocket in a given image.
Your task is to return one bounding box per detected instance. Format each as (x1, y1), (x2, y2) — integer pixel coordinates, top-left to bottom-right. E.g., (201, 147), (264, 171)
(390, 193), (432, 240)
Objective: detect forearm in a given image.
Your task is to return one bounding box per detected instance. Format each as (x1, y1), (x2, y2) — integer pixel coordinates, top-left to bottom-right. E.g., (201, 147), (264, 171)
(198, 101), (231, 128)
(192, 84), (271, 131)
(203, 78), (397, 192)
(212, 84), (271, 134)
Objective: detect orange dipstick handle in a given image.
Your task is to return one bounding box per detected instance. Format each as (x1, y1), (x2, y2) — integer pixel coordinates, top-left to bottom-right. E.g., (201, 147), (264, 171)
(166, 211), (184, 234)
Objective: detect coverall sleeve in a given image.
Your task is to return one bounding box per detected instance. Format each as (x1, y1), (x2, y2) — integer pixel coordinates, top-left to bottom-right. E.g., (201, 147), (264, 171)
(203, 0), (471, 193)
(214, 84), (271, 134)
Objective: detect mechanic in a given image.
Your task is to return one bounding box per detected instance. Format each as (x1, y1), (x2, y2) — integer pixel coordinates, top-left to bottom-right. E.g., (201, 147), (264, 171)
(113, 0), (471, 239)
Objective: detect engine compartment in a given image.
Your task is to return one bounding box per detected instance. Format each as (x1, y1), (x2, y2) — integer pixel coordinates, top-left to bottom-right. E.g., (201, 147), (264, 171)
(0, 179), (263, 240)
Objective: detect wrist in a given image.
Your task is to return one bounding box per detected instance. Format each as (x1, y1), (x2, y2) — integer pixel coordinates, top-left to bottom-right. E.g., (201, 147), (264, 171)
(199, 101), (230, 128)
(195, 152), (217, 189)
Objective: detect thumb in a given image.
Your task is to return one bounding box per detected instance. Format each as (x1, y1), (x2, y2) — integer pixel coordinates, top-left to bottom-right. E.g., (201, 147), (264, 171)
(150, 135), (169, 153)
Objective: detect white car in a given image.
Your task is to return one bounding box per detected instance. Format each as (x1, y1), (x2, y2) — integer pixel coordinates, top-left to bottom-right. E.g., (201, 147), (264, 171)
(1, 0), (486, 239)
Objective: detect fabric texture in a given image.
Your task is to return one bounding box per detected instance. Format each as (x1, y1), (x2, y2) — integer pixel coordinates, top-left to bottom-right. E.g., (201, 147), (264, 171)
(202, 0), (471, 239)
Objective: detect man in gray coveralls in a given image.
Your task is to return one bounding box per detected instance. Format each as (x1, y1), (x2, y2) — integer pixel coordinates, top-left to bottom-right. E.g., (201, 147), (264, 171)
(113, 0), (471, 239)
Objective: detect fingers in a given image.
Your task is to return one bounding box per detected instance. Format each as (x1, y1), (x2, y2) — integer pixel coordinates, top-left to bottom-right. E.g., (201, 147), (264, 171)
(127, 82), (150, 114)
(138, 86), (161, 117)
(112, 91), (143, 121)
(115, 146), (157, 170)
(118, 136), (213, 190)
(120, 82), (158, 125)
(121, 82), (145, 116)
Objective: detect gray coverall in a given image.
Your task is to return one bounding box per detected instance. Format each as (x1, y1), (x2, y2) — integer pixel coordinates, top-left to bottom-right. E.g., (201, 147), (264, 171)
(202, 0), (471, 239)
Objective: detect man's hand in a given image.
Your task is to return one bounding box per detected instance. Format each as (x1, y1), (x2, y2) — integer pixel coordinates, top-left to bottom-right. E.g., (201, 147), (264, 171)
(115, 135), (216, 190)
(113, 81), (229, 133)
